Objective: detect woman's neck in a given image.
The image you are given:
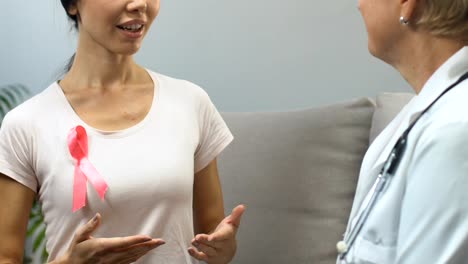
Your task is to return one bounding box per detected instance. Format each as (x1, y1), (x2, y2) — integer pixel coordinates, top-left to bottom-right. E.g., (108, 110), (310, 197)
(392, 34), (464, 94)
(64, 53), (142, 91)
(61, 36), (146, 92)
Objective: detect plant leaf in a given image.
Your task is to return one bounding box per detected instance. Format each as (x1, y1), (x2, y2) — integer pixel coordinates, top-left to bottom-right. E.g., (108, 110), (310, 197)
(0, 84), (32, 117)
(41, 244), (49, 263)
(3, 84), (30, 105)
(0, 88), (19, 106)
(30, 201), (42, 217)
(27, 217), (45, 237)
(0, 94), (14, 111)
(33, 228), (46, 252)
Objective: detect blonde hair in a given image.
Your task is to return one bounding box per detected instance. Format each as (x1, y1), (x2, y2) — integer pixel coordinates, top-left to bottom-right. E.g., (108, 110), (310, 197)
(414, 0), (468, 41)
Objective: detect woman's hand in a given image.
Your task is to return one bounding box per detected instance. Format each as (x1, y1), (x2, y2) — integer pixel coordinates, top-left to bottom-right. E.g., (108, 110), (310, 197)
(188, 205), (246, 264)
(53, 213), (165, 264)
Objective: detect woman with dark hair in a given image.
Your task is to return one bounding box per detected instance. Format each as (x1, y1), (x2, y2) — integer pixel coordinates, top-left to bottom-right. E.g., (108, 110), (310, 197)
(0, 0), (244, 263)
(337, 0), (468, 263)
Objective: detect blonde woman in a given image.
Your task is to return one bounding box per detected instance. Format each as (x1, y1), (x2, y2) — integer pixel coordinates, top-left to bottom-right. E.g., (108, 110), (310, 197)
(338, 0), (468, 263)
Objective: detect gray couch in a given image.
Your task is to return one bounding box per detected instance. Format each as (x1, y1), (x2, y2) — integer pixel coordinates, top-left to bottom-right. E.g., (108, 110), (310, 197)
(218, 93), (414, 264)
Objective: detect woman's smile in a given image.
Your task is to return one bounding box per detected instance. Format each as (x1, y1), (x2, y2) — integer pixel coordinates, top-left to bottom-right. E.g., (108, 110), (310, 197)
(116, 20), (146, 39)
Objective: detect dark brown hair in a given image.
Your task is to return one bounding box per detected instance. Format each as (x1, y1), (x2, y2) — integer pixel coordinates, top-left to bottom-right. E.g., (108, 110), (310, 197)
(60, 0), (78, 73)
(60, 0), (79, 30)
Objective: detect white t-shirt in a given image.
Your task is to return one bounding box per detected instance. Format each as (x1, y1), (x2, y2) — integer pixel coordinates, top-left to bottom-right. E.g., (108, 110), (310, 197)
(338, 47), (468, 263)
(0, 70), (233, 263)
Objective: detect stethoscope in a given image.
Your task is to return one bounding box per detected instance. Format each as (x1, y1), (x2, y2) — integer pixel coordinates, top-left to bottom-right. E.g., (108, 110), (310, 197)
(337, 71), (468, 261)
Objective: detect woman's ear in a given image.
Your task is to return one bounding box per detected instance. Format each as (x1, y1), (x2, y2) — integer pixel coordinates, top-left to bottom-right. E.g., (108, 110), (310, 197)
(68, 6), (78, 16)
(67, 1), (79, 16)
(400, 0), (419, 22)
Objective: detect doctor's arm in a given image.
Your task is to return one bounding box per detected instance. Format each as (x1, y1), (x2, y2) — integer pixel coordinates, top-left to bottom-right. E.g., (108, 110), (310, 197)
(396, 123), (468, 263)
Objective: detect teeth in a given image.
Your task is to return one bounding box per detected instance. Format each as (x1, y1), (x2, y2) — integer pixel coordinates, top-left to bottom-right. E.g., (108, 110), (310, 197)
(121, 24), (143, 31)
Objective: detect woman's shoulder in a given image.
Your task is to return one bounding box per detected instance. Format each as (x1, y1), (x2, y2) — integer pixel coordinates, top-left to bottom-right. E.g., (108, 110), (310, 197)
(147, 69), (211, 100)
(2, 82), (61, 127)
(412, 83), (468, 151)
(428, 80), (468, 127)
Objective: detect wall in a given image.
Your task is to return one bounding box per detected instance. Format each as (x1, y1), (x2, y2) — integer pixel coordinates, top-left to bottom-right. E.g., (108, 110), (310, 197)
(0, 0), (412, 111)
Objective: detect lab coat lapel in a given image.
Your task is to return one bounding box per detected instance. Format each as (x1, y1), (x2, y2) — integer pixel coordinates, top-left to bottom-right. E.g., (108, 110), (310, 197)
(347, 100), (415, 225)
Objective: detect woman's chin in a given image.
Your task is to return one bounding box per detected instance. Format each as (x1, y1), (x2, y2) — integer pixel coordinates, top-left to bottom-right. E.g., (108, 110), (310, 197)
(114, 45), (142, 56)
(367, 41), (384, 60)
(367, 41), (396, 65)
(367, 41), (377, 56)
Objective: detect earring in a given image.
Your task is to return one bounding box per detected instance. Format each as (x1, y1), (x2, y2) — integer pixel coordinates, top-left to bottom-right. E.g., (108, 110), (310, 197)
(399, 16), (409, 25)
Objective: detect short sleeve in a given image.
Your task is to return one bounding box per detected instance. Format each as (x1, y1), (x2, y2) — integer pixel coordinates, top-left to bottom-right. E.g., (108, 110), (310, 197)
(194, 91), (233, 173)
(0, 111), (37, 192)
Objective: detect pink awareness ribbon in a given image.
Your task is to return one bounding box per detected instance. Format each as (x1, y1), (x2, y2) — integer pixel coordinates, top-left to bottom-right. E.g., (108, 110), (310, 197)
(68, 125), (108, 212)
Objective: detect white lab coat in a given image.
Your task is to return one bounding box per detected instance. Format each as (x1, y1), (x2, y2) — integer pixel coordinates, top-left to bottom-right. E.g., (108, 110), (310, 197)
(338, 46), (468, 263)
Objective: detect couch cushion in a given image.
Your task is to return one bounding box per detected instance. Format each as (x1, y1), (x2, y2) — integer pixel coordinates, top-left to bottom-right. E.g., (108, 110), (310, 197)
(218, 97), (375, 264)
(369, 92), (414, 143)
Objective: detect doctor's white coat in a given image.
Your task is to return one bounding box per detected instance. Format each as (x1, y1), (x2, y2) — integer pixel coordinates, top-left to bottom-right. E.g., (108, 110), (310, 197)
(338, 47), (468, 264)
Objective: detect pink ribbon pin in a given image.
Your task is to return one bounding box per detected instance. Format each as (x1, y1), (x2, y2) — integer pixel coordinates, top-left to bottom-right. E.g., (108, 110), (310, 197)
(68, 125), (108, 212)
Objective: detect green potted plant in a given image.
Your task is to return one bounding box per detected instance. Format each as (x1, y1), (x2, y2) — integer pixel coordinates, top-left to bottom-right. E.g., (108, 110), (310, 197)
(0, 84), (48, 263)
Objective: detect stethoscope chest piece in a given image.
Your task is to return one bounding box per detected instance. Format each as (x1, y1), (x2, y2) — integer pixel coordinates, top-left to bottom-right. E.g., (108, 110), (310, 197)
(336, 240), (348, 254)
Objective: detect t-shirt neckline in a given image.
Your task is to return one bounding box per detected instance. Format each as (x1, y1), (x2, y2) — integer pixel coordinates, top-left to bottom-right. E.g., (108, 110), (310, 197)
(53, 68), (160, 138)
